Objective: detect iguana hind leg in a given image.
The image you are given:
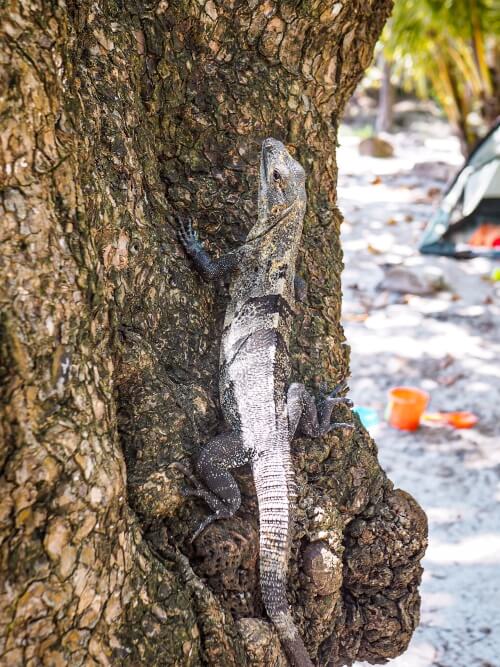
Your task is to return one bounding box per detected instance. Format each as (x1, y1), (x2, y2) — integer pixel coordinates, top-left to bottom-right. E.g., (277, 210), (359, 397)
(180, 431), (251, 541)
(288, 382), (353, 439)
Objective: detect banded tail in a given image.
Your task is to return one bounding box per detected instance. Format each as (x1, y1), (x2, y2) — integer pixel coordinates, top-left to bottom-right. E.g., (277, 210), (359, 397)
(253, 451), (314, 667)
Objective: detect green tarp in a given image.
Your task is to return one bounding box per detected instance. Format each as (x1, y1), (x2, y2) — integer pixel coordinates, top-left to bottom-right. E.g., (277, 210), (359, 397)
(420, 122), (500, 259)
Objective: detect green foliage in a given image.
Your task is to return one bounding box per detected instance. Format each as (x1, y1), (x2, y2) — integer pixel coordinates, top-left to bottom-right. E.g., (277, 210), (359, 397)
(382, 0), (499, 151)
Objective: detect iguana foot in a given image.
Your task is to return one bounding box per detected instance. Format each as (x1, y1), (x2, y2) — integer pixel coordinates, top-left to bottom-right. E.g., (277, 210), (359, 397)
(177, 215), (238, 281)
(177, 215), (200, 254)
(173, 462), (226, 511)
(322, 381), (354, 408)
(174, 432), (250, 541)
(288, 381), (353, 438)
(172, 461), (197, 486)
(319, 382), (354, 432)
(190, 507), (237, 543)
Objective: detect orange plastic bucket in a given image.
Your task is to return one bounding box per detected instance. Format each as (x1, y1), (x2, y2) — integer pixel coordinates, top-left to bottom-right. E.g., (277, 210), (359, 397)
(387, 386), (429, 431)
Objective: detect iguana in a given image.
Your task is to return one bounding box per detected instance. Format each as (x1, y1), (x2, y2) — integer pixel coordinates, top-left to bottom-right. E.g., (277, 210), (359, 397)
(178, 138), (352, 667)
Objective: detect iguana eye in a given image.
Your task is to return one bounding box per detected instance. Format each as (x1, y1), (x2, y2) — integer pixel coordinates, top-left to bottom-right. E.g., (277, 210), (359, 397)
(273, 169), (281, 182)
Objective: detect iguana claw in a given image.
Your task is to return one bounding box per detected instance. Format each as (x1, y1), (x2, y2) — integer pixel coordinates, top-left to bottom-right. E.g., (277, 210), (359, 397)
(177, 215), (199, 251)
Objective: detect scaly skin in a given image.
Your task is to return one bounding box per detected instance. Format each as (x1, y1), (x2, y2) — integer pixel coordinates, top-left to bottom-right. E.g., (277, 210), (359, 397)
(178, 138), (352, 667)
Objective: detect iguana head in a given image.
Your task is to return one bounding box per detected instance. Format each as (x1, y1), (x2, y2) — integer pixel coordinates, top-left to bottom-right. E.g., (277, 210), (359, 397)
(257, 138), (306, 222)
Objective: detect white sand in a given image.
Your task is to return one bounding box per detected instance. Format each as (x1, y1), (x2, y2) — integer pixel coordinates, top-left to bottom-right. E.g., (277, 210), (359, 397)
(338, 118), (500, 667)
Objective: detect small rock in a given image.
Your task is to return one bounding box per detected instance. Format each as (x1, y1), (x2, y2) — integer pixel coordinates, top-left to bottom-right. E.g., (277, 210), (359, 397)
(359, 137), (394, 158)
(378, 266), (447, 295)
(412, 161), (455, 182)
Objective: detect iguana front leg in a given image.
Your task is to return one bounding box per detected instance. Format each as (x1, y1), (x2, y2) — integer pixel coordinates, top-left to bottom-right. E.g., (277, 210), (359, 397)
(177, 431), (251, 541)
(288, 382), (353, 438)
(178, 217), (238, 281)
(179, 217), (307, 300)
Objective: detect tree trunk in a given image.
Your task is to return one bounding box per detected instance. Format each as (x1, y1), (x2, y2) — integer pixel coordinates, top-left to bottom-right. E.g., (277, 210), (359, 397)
(0, 2), (427, 667)
(376, 57), (394, 134)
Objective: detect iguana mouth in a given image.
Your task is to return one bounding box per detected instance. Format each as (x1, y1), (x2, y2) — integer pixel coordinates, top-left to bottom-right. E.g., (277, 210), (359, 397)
(261, 142), (272, 184)
(262, 148), (268, 182)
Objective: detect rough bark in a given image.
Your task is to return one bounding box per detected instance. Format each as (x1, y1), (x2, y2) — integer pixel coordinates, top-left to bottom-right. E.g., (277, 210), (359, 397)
(0, 2), (427, 667)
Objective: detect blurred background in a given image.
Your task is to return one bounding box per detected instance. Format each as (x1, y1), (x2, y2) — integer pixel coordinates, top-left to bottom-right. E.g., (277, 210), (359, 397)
(339, 2), (500, 665)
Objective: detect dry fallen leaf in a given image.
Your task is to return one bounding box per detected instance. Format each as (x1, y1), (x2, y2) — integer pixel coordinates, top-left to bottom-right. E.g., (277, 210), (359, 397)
(438, 373), (465, 387)
(438, 354), (455, 370)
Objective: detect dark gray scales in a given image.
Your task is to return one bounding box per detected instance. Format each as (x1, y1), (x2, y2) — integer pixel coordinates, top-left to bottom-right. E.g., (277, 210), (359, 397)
(179, 381), (352, 538)
(178, 138), (353, 667)
(234, 294), (295, 325)
(178, 217), (238, 281)
(175, 432), (250, 542)
(179, 217), (306, 301)
(288, 382), (353, 438)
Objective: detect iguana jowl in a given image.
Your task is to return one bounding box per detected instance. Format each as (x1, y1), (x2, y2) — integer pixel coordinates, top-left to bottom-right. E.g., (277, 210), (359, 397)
(178, 138), (352, 667)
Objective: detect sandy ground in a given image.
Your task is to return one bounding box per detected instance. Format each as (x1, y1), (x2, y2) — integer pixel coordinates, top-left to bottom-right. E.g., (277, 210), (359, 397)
(337, 116), (500, 667)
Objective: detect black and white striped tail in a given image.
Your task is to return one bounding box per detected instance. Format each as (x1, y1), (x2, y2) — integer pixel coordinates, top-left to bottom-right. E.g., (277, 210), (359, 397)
(254, 453), (314, 667)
